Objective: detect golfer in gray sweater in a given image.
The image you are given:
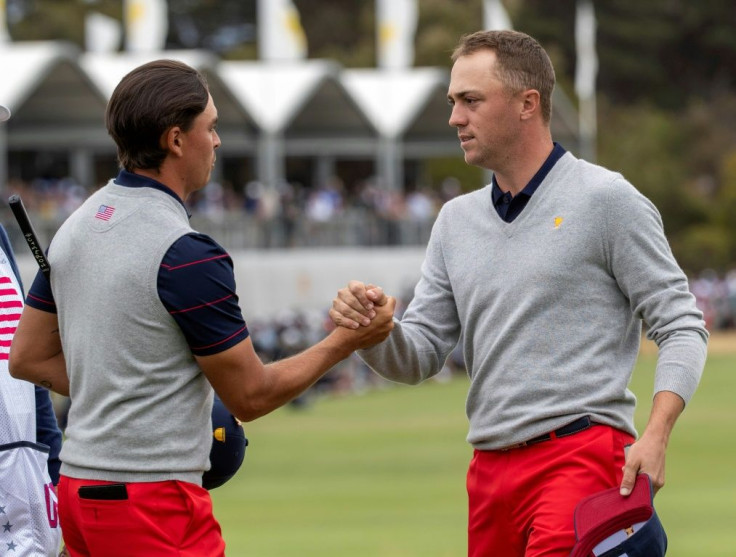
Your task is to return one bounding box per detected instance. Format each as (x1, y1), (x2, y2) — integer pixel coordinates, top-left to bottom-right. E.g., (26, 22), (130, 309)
(330, 30), (707, 556)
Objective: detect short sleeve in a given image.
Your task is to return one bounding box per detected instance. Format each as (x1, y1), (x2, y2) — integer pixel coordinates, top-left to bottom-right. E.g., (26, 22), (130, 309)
(25, 269), (56, 313)
(158, 233), (249, 356)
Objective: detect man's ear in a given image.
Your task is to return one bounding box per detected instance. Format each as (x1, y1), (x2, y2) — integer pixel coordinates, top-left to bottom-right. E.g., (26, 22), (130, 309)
(519, 89), (541, 121)
(162, 126), (184, 156)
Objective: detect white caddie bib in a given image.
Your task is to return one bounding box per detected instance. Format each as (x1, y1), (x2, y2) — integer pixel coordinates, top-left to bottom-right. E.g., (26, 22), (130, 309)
(0, 252), (61, 556)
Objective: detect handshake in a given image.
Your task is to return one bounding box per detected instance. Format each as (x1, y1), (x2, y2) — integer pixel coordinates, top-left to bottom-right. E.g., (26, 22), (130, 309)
(328, 281), (396, 351)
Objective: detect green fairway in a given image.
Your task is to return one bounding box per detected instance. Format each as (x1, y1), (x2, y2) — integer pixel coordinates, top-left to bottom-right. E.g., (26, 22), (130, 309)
(211, 351), (736, 556)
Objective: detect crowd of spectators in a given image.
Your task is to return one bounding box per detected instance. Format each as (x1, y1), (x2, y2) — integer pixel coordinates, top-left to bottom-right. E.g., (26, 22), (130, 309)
(4, 174), (464, 249)
(691, 268), (736, 331)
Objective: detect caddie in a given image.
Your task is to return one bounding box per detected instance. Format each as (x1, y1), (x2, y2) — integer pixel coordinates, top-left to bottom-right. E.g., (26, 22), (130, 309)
(0, 99), (63, 557)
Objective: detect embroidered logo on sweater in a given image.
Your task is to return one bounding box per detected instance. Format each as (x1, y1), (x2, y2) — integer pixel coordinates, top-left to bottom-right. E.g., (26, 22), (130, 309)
(553, 216), (564, 229)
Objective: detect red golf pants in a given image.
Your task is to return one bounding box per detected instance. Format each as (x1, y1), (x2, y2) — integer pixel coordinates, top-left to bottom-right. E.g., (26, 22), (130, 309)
(467, 424), (634, 556)
(58, 476), (226, 557)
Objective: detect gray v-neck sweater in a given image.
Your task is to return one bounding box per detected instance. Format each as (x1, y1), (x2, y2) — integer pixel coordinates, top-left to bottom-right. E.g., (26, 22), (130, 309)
(359, 152), (708, 449)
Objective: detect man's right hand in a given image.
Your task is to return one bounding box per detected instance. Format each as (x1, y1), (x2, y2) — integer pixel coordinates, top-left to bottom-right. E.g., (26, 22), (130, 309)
(331, 293), (395, 350)
(329, 280), (390, 329)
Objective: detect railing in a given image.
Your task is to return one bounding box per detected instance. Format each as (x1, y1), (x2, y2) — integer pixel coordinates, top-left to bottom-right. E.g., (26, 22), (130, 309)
(0, 206), (436, 253)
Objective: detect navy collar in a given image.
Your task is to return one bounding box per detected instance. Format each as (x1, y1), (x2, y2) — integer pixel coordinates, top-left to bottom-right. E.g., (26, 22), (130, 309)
(113, 170), (191, 218)
(492, 142), (567, 206)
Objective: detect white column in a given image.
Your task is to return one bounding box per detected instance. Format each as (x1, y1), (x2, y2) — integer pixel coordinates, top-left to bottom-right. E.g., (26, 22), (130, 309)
(377, 136), (403, 191)
(258, 132), (285, 189)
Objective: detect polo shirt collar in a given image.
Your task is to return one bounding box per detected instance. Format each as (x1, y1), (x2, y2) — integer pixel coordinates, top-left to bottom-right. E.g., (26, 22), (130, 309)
(113, 170), (191, 218)
(491, 142), (567, 206)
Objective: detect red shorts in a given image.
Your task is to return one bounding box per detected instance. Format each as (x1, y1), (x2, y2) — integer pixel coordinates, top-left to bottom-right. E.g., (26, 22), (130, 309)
(58, 476), (226, 557)
(466, 424), (634, 557)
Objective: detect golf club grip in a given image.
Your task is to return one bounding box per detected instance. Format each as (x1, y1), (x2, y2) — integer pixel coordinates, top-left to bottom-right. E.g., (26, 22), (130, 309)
(8, 194), (51, 279)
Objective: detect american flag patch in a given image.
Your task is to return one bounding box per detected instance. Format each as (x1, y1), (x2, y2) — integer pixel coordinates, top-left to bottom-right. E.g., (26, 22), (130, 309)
(95, 205), (115, 221)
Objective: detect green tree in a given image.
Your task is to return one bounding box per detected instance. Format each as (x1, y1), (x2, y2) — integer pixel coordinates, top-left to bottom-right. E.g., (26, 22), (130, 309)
(518, 0), (736, 110)
(414, 0), (480, 68)
(8, 0), (119, 45)
(294, 0), (374, 66)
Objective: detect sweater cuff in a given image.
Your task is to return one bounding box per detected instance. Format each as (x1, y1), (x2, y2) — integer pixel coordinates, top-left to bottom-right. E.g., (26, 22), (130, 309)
(653, 330), (708, 405)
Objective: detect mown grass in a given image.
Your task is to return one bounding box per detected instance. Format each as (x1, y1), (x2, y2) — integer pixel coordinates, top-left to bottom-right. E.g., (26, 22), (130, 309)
(211, 349), (736, 556)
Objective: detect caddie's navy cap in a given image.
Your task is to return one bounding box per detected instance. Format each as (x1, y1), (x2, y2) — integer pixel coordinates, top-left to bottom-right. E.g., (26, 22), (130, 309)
(570, 474), (667, 557)
(203, 395), (248, 490)
(0, 104), (10, 122)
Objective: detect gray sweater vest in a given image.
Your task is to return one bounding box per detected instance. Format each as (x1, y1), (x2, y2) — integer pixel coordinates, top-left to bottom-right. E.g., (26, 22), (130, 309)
(51, 181), (213, 485)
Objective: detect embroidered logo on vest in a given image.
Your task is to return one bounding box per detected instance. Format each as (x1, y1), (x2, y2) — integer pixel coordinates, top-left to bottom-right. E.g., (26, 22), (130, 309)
(95, 205), (116, 221)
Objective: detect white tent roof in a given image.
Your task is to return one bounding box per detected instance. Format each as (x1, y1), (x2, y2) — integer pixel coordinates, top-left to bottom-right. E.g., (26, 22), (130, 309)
(218, 59), (354, 134)
(78, 49), (220, 99)
(78, 49), (260, 142)
(341, 68), (449, 138)
(0, 41), (109, 148)
(0, 41), (90, 112)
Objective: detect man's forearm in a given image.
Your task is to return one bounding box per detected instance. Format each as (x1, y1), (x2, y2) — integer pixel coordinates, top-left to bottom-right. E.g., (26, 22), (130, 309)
(10, 352), (69, 396)
(10, 307), (69, 395)
(642, 390), (685, 445)
(620, 390), (685, 495)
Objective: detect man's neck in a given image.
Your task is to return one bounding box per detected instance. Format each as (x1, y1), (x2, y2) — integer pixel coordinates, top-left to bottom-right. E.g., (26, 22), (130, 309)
(133, 167), (188, 203)
(492, 136), (555, 196)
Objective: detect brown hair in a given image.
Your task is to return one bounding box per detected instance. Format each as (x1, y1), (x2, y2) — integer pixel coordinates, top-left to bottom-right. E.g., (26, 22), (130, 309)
(106, 59), (210, 172)
(452, 30), (555, 123)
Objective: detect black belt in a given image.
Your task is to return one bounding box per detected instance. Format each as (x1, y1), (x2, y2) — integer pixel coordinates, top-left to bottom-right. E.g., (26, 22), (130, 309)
(500, 416), (593, 451)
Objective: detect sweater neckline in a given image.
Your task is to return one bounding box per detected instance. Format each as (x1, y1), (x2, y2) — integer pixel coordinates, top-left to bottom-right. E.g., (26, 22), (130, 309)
(486, 152), (574, 237)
